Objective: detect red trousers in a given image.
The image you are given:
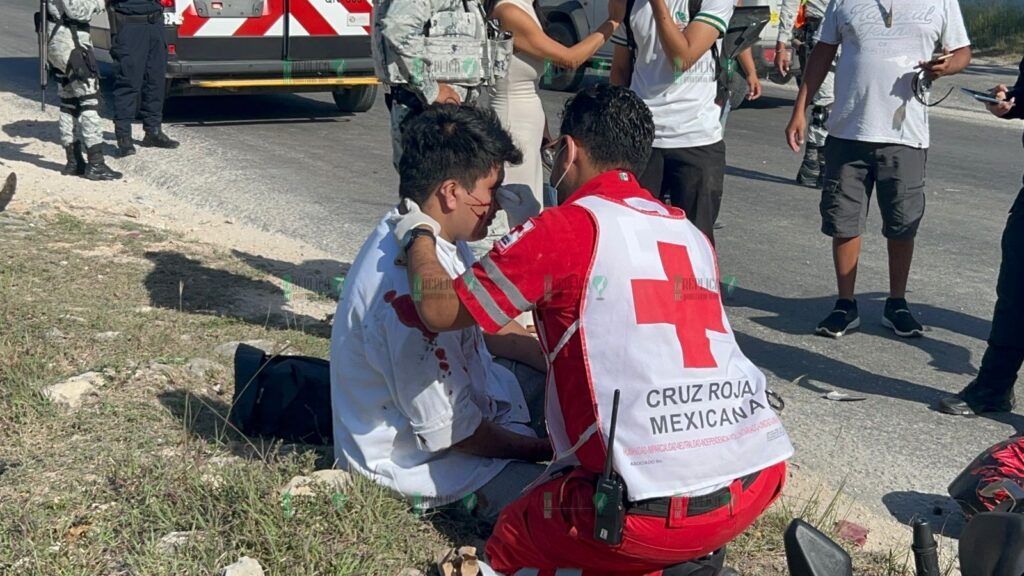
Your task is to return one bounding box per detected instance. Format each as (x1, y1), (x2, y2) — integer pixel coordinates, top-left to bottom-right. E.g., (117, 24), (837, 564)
(486, 461), (787, 576)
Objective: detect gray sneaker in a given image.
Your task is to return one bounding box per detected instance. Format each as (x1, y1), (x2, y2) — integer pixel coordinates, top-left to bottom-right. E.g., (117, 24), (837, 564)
(882, 297), (924, 338)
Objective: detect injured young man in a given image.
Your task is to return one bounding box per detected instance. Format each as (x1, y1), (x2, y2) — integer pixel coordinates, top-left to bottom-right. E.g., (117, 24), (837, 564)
(328, 104), (552, 524)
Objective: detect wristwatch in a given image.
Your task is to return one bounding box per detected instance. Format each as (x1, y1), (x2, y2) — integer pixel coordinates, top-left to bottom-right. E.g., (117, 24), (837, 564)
(404, 226), (436, 254)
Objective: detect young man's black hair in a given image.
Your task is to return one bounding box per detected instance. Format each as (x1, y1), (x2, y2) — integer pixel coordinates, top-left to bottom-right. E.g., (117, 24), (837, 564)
(398, 104), (523, 205)
(559, 84), (654, 177)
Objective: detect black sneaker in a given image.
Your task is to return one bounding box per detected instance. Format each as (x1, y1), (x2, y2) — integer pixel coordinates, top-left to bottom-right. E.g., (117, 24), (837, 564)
(140, 131), (179, 149)
(815, 299), (860, 338)
(882, 297), (924, 338)
(939, 379), (1015, 415)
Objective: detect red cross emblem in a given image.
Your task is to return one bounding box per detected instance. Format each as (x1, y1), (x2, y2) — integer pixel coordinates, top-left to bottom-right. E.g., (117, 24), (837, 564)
(631, 242), (727, 368)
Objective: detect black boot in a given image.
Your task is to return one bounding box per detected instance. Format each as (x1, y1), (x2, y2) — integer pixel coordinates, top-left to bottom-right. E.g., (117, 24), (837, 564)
(83, 145), (123, 181)
(141, 130), (179, 149)
(939, 344), (1023, 415)
(61, 142), (86, 176)
(796, 143), (821, 188)
(117, 135), (136, 157)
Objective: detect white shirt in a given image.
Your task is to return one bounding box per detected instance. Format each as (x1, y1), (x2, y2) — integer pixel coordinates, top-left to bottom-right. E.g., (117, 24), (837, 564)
(612, 0), (734, 149)
(819, 0), (970, 149)
(329, 210), (534, 506)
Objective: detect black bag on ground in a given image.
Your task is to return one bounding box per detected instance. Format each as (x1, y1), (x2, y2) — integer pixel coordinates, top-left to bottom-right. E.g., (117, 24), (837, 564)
(230, 343), (333, 445)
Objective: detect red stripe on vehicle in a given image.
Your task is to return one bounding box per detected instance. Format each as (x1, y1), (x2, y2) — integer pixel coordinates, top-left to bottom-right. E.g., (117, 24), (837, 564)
(177, 4), (206, 37)
(343, 0), (373, 34)
(289, 0), (336, 35)
(233, 0), (284, 36)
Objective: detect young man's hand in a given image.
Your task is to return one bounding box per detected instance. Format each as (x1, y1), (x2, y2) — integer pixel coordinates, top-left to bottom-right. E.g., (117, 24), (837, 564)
(775, 42), (791, 76)
(986, 84), (1016, 118)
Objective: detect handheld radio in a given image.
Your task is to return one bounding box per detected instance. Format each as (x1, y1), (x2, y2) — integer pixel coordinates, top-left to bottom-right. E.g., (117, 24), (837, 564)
(594, 389), (625, 545)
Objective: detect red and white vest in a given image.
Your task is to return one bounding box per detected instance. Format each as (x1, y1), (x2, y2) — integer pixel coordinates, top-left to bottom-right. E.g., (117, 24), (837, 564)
(538, 194), (793, 501)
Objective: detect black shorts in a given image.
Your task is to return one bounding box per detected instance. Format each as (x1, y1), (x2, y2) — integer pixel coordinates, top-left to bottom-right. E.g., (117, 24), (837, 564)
(820, 136), (927, 240)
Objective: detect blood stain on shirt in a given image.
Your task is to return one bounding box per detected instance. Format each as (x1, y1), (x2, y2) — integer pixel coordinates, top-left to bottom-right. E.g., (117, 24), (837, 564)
(439, 361), (450, 372)
(384, 291), (437, 341)
(435, 348), (447, 361)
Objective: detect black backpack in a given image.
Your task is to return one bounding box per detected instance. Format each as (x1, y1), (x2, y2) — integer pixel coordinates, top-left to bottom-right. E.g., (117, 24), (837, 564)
(230, 343), (334, 445)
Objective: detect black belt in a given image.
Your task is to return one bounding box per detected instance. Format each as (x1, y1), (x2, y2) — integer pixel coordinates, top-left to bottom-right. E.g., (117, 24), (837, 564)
(114, 11), (162, 24)
(626, 471), (760, 518)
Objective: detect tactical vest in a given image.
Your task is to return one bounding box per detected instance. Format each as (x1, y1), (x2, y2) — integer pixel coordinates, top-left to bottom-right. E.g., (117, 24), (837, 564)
(373, 0), (512, 88)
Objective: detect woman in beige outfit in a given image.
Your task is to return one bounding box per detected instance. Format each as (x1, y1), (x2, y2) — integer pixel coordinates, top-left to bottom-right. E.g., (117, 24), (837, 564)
(471, 0), (625, 262)
(471, 0), (622, 332)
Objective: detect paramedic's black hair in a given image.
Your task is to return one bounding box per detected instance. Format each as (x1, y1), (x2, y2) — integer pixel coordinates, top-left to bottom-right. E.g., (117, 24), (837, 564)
(559, 84), (654, 177)
(399, 104), (522, 205)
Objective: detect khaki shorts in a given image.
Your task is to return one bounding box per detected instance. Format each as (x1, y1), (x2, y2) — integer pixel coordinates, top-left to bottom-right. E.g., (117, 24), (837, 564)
(820, 137), (927, 240)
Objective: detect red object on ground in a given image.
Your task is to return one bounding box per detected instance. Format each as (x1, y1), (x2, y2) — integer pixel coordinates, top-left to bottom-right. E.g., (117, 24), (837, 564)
(834, 520), (869, 548)
(949, 437), (1024, 517)
(485, 462), (787, 575)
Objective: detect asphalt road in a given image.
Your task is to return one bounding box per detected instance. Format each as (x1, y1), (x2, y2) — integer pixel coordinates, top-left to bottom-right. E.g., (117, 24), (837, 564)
(4, 0), (1024, 541)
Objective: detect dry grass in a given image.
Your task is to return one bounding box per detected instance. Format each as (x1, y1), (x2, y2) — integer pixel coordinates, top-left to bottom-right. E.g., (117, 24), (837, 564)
(963, 0), (1024, 56)
(0, 208), (932, 575)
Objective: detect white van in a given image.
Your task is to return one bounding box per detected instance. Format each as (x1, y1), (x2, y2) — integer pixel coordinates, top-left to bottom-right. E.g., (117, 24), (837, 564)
(89, 0), (380, 112)
(537, 0), (788, 92)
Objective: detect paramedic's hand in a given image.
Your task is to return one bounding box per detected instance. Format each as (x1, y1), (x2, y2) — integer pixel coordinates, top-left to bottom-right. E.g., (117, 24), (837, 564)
(786, 110), (807, 153)
(496, 185), (542, 228)
(390, 198), (441, 260)
(987, 84), (1016, 118)
(775, 42), (791, 76)
(435, 83), (462, 105)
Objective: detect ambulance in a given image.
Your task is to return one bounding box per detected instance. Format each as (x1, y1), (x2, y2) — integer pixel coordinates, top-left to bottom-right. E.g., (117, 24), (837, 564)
(89, 0), (379, 113)
(538, 0), (789, 94)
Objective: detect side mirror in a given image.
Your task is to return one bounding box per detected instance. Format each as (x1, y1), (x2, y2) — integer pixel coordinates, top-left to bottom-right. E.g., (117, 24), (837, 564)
(960, 512), (1024, 576)
(784, 519), (853, 576)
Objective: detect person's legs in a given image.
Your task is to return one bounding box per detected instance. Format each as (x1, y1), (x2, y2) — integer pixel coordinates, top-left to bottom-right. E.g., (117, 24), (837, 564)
(486, 463), (787, 575)
(493, 357), (546, 439)
(876, 144), (927, 337)
(638, 147), (666, 201)
(389, 99), (417, 171)
(139, 18), (167, 136)
(472, 461), (547, 526)
(817, 138), (874, 337)
(662, 142), (726, 244)
(111, 19), (146, 142)
(942, 187), (1024, 414)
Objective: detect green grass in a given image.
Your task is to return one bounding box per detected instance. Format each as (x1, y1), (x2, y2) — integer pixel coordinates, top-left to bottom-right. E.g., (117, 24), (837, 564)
(963, 0), (1024, 56)
(0, 209), (924, 575)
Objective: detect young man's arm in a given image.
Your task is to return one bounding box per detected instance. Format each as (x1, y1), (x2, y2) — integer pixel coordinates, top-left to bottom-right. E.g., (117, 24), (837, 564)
(610, 44), (634, 87)
(372, 306), (548, 462)
(406, 234), (479, 332)
(785, 41), (839, 151)
(483, 321), (546, 373)
(454, 420), (552, 461)
(649, 0), (729, 74)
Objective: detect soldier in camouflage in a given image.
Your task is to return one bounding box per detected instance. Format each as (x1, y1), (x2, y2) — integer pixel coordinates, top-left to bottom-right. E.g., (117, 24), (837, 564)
(373, 0), (512, 168)
(45, 0), (122, 180)
(775, 0), (833, 188)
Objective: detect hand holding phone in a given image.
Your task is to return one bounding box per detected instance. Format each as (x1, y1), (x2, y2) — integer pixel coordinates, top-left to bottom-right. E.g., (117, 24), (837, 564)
(960, 87), (1003, 105)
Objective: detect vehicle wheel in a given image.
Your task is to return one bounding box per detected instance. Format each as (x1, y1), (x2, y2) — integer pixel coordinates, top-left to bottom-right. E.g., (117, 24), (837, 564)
(332, 84), (378, 113)
(539, 20), (586, 93)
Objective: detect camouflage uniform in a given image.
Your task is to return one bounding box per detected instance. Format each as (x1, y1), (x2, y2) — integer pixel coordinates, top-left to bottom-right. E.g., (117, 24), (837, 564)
(778, 0), (833, 186)
(373, 0), (511, 168)
(45, 0), (121, 179)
